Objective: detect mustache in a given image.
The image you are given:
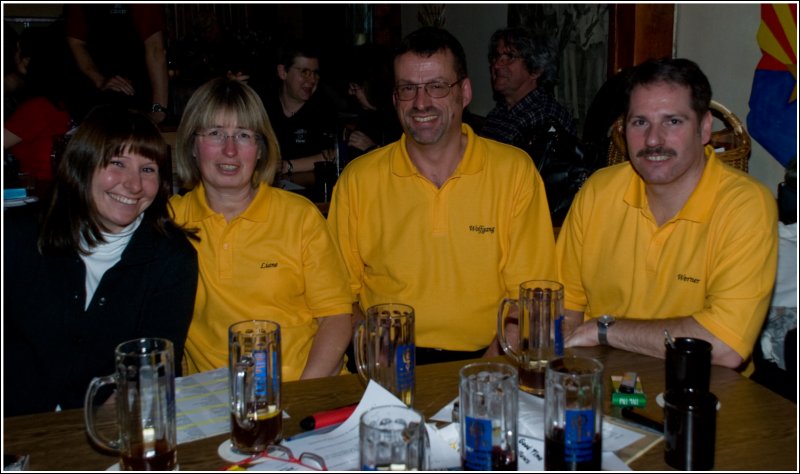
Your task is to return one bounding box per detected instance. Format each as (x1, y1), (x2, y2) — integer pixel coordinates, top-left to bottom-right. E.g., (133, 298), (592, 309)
(637, 147), (677, 158)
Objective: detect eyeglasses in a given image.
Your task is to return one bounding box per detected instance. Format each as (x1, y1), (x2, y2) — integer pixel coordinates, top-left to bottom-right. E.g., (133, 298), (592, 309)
(195, 128), (259, 147)
(224, 445), (327, 471)
(291, 66), (321, 79)
(394, 80), (462, 101)
(489, 51), (524, 65)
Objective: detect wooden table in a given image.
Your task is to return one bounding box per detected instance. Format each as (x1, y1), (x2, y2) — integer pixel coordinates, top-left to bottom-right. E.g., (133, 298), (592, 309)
(3, 347), (796, 471)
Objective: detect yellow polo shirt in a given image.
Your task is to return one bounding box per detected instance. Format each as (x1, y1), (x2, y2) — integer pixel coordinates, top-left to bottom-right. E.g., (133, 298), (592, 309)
(328, 124), (557, 351)
(556, 146), (778, 360)
(170, 183), (353, 380)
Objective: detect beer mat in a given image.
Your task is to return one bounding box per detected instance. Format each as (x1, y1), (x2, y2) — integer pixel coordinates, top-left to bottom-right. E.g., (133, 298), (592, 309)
(605, 417), (663, 466)
(218, 440), (253, 463)
(655, 392), (721, 410)
(3, 196), (38, 208)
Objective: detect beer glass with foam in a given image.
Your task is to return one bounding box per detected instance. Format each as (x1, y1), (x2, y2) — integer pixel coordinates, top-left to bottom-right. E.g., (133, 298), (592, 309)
(497, 280), (565, 395)
(229, 320), (282, 454)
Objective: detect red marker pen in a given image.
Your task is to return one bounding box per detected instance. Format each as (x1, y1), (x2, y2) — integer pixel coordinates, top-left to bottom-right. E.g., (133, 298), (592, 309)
(299, 404), (358, 430)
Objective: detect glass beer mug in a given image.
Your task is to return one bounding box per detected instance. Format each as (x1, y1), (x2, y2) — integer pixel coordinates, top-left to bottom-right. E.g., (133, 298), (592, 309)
(354, 303), (416, 406)
(84, 338), (178, 471)
(497, 280), (565, 395)
(229, 320), (282, 454)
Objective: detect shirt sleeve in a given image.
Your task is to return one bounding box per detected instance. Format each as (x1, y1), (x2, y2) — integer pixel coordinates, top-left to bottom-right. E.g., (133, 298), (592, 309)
(692, 186), (779, 359)
(132, 4), (166, 41)
(301, 204), (355, 317)
(502, 158), (558, 294)
(327, 169), (364, 302)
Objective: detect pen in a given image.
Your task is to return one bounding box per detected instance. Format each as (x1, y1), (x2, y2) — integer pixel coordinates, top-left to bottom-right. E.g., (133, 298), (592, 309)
(620, 407), (664, 433)
(299, 404), (358, 431)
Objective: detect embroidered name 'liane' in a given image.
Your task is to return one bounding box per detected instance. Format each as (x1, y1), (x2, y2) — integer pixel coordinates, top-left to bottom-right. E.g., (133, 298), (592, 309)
(469, 225), (496, 234)
(677, 273), (700, 284)
(260, 262), (278, 269)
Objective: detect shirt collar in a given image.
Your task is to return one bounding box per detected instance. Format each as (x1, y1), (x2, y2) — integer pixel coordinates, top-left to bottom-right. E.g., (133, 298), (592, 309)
(390, 123), (484, 178)
(185, 182), (272, 223)
(624, 145), (720, 223)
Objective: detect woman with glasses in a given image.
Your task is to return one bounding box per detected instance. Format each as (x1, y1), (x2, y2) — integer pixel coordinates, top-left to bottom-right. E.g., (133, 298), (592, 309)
(4, 105), (198, 416)
(170, 77), (352, 381)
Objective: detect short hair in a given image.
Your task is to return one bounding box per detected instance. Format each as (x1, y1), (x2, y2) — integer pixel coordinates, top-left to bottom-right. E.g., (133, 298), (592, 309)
(38, 105), (173, 255)
(175, 77), (281, 189)
(393, 26), (468, 81)
(623, 57), (712, 121)
(488, 27), (559, 90)
(276, 39), (321, 69)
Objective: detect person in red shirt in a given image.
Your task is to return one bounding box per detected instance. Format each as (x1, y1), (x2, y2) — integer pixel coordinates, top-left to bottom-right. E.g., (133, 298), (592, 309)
(4, 26), (74, 200)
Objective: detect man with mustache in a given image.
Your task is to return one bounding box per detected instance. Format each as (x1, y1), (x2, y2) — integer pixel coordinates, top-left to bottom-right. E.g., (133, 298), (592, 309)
(327, 27), (556, 365)
(556, 58), (778, 372)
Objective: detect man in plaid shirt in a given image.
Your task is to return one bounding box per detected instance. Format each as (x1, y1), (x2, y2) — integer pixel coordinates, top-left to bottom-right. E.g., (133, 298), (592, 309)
(480, 27), (575, 145)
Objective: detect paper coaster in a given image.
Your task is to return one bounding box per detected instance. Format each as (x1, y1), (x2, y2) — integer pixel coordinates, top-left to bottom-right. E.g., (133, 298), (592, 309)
(656, 392), (721, 410)
(217, 439), (254, 463)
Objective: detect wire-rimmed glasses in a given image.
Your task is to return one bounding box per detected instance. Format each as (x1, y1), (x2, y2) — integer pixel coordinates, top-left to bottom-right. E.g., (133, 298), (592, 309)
(224, 444), (327, 471)
(393, 80), (462, 101)
(488, 51), (524, 65)
(195, 128), (259, 147)
(291, 66), (321, 80)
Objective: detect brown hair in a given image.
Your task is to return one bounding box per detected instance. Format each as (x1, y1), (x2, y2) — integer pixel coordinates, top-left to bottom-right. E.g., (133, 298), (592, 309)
(38, 105), (177, 255)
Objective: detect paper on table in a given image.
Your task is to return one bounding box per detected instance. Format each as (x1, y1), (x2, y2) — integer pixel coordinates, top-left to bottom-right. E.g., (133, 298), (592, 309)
(175, 368), (291, 446)
(274, 380), (460, 471)
(175, 367), (229, 444)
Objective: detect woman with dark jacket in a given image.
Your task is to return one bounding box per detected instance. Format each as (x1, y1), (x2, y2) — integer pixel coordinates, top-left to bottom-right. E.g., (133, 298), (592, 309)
(3, 105), (198, 417)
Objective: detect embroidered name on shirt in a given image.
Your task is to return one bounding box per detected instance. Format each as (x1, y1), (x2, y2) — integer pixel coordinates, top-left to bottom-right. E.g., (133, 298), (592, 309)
(677, 274), (700, 284)
(469, 225), (496, 234)
(260, 262), (278, 269)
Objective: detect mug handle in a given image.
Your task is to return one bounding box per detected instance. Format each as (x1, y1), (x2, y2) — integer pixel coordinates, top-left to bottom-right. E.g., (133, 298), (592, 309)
(84, 374), (120, 453)
(233, 356), (255, 429)
(353, 320), (368, 384)
(497, 298), (521, 362)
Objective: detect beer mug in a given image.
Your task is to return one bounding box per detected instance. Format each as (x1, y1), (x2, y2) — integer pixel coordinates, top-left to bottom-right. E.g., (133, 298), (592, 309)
(229, 320), (282, 454)
(544, 356), (604, 471)
(84, 338), (178, 471)
(354, 303), (415, 406)
(459, 362), (518, 470)
(497, 280), (565, 395)
(359, 405), (429, 470)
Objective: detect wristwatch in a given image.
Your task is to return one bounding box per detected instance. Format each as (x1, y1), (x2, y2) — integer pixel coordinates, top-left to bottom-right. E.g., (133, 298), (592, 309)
(597, 314), (615, 346)
(151, 103), (168, 114)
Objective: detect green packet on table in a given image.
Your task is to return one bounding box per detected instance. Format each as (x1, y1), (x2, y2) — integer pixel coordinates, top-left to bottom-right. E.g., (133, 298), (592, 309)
(611, 373), (647, 407)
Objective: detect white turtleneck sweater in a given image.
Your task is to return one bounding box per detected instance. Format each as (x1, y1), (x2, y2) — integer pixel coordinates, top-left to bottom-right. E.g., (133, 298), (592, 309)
(79, 215), (144, 310)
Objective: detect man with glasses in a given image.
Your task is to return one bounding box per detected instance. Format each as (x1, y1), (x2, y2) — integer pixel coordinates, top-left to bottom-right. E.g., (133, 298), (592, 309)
(480, 27), (576, 142)
(328, 27), (556, 366)
(264, 40), (338, 178)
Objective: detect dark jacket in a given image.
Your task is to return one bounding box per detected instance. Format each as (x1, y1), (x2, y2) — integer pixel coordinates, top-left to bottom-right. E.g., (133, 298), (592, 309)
(3, 208), (198, 416)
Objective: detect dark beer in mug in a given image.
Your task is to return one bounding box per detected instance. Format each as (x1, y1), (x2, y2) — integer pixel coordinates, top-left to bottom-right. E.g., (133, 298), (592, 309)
(120, 439), (177, 471)
(231, 406), (282, 454)
(544, 426), (602, 471)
